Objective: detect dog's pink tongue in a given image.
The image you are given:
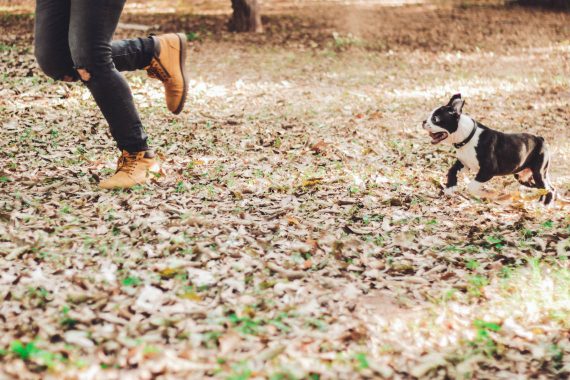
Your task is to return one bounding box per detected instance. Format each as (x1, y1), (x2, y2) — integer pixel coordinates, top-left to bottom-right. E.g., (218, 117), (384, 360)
(430, 132), (447, 144)
(429, 133), (439, 144)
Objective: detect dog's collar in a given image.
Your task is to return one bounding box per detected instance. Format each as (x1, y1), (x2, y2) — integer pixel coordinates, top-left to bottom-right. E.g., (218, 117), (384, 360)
(453, 123), (477, 149)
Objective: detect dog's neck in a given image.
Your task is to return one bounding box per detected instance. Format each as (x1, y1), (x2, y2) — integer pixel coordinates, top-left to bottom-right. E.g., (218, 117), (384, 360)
(451, 115), (476, 144)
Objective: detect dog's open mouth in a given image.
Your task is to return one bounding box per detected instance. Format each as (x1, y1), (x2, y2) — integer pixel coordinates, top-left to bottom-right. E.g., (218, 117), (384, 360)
(429, 131), (448, 144)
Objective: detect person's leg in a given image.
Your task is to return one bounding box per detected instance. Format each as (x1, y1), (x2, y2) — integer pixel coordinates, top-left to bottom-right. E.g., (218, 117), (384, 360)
(111, 37), (155, 72)
(34, 0), (187, 116)
(68, 0), (148, 153)
(34, 0), (77, 82)
(34, 1), (152, 80)
(112, 33), (190, 115)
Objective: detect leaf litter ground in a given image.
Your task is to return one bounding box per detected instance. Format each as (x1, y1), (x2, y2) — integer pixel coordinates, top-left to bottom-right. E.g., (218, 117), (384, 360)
(1, 2), (570, 379)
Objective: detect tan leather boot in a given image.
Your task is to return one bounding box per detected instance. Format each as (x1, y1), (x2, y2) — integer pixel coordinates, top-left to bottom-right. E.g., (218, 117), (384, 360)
(99, 151), (163, 189)
(146, 33), (189, 115)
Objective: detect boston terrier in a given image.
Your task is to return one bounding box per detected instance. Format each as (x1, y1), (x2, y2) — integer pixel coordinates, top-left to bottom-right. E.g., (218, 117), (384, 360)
(422, 94), (556, 205)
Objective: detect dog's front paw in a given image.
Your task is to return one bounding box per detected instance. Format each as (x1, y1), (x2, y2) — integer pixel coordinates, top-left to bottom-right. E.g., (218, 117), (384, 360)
(444, 186), (457, 196)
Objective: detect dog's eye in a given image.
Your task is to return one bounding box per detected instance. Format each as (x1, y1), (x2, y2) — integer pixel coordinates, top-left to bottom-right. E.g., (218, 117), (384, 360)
(432, 116), (439, 123)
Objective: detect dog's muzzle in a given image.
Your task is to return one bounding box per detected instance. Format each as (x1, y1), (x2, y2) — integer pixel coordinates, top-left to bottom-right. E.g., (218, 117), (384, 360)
(422, 120), (448, 144)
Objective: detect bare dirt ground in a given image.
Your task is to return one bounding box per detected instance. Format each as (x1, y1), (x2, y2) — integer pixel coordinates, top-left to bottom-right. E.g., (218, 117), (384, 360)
(1, 1), (570, 379)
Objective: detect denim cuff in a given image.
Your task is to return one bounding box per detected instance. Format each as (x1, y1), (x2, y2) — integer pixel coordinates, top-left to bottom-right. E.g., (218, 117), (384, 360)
(120, 140), (149, 153)
(141, 37), (156, 66)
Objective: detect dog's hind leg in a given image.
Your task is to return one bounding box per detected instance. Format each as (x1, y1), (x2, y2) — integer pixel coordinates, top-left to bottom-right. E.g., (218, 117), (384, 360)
(532, 148), (556, 205)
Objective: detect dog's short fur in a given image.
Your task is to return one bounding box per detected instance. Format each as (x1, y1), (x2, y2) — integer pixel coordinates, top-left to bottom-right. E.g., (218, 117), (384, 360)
(423, 94), (556, 205)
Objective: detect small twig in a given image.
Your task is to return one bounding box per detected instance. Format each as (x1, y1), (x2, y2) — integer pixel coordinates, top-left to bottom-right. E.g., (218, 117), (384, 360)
(265, 261), (306, 280)
(117, 22), (154, 32)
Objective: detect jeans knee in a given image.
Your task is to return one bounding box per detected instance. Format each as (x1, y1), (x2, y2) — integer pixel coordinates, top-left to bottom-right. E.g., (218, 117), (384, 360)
(69, 42), (114, 80)
(35, 50), (77, 82)
(76, 68), (91, 82)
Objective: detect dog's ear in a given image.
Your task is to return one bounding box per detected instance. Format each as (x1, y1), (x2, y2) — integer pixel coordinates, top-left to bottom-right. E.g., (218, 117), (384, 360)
(447, 93), (464, 115)
(447, 93), (461, 106)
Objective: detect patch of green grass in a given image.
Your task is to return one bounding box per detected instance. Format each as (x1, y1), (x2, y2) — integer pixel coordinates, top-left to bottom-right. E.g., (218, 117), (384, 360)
(226, 311), (293, 336)
(0, 43), (16, 52)
(19, 127), (33, 142)
(442, 288), (458, 302)
(60, 305), (78, 329)
(227, 361), (253, 380)
(11, 341), (39, 360)
(27, 286), (51, 307)
(143, 345), (161, 356)
(354, 352), (369, 370)
(466, 259), (480, 270)
(186, 31), (201, 41)
(549, 344), (564, 370)
(444, 244), (479, 254)
(362, 213), (383, 225)
(100, 168), (115, 176)
(467, 274), (489, 297)
(175, 181), (186, 193)
(10, 340), (65, 369)
(121, 276), (141, 287)
(268, 314), (291, 332)
(305, 317), (327, 331)
(130, 184), (146, 192)
(468, 319), (501, 357)
(485, 235), (504, 250)
(332, 32), (364, 50)
(202, 331), (221, 349)
(348, 185), (360, 195)
(269, 371), (297, 380)
(228, 313), (263, 335)
(499, 266), (513, 278)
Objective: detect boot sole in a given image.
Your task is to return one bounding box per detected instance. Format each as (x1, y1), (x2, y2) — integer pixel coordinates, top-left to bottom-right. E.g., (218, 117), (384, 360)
(173, 33), (188, 115)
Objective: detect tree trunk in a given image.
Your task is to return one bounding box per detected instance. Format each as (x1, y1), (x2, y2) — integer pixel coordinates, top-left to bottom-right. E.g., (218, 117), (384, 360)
(229, 0), (263, 33)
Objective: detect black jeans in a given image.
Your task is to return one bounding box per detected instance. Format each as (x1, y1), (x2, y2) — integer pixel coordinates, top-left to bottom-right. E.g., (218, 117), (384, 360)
(34, 0), (155, 152)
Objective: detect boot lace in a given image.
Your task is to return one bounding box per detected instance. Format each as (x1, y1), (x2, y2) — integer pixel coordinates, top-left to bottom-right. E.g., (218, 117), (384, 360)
(147, 59), (171, 83)
(116, 152), (139, 175)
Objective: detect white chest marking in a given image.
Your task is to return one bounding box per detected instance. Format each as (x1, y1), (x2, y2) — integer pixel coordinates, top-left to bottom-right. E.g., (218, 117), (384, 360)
(456, 128), (482, 172)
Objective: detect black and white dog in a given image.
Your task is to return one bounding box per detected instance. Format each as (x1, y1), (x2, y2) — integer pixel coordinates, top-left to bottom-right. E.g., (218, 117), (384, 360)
(423, 94), (556, 205)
